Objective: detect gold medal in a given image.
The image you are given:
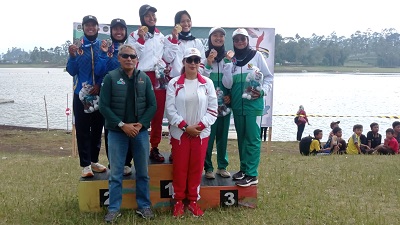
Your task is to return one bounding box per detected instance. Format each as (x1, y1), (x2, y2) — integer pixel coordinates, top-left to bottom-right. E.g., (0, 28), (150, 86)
(175, 24), (182, 33)
(141, 26), (149, 33)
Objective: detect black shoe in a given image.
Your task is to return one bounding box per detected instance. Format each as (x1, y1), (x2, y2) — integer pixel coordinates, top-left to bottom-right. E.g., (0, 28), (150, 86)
(150, 147), (165, 162)
(232, 171), (245, 180)
(235, 175), (258, 187)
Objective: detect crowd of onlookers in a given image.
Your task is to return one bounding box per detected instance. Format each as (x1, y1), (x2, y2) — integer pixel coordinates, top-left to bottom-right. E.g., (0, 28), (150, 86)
(309, 121), (400, 155)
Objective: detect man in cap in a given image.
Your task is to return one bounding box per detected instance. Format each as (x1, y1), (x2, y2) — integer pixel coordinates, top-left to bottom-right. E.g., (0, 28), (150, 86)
(66, 15), (107, 178)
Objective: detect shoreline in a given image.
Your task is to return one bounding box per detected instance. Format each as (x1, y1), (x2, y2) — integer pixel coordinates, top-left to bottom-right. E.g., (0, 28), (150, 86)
(0, 124), (63, 131)
(1, 64), (400, 73)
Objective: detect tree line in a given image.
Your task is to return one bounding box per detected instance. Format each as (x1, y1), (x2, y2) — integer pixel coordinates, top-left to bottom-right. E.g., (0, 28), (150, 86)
(2, 28), (400, 68)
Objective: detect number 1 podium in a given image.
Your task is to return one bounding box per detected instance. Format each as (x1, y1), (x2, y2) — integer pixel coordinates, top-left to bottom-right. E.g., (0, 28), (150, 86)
(78, 153), (257, 212)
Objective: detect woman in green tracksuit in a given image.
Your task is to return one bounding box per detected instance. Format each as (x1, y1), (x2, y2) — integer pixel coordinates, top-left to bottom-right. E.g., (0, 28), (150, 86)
(202, 27), (233, 179)
(224, 28), (273, 187)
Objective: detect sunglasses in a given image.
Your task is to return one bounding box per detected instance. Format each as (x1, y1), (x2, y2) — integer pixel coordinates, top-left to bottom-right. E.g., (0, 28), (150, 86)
(233, 36), (247, 43)
(185, 57), (201, 64)
(120, 54), (137, 59)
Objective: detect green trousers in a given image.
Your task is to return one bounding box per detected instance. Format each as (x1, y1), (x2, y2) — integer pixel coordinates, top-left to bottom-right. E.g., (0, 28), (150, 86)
(233, 115), (261, 177)
(204, 113), (231, 172)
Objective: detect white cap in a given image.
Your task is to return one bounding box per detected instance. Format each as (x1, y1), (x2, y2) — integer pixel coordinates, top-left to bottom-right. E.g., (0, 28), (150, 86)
(232, 28), (249, 38)
(183, 48), (201, 58)
(209, 27), (226, 36)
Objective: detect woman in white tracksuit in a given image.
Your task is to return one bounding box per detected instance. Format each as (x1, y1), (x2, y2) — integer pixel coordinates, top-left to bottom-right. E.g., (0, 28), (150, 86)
(165, 48), (217, 217)
(127, 4), (178, 162)
(163, 10), (205, 78)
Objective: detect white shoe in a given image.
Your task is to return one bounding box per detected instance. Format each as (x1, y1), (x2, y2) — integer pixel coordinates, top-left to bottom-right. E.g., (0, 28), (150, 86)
(205, 171), (215, 179)
(91, 162), (107, 173)
(81, 166), (94, 178)
(123, 166), (132, 176)
(216, 169), (231, 178)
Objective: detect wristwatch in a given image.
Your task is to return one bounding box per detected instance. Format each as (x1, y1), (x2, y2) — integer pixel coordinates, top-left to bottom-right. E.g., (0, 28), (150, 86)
(118, 121), (125, 128)
(181, 124), (188, 132)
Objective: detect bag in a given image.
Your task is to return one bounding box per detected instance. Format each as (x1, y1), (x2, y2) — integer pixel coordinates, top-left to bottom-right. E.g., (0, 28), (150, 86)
(323, 137), (332, 149)
(299, 135), (314, 156)
(298, 116), (306, 124)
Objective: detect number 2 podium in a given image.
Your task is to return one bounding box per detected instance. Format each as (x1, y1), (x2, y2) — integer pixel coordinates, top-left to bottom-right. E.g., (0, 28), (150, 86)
(78, 153), (257, 212)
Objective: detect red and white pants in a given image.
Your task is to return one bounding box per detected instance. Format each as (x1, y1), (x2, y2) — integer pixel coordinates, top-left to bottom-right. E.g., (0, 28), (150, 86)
(171, 135), (209, 201)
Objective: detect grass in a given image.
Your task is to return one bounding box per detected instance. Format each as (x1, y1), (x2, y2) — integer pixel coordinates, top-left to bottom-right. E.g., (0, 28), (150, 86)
(1, 127), (400, 224)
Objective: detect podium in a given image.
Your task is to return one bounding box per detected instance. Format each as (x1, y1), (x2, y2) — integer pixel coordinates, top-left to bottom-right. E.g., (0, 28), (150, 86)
(78, 152), (257, 212)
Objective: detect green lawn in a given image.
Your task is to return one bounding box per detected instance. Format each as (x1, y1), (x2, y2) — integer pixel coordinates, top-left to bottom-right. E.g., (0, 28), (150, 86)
(1, 129), (400, 225)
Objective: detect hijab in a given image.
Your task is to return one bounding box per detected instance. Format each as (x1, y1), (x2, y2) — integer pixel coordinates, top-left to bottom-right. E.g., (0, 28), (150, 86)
(233, 37), (257, 67)
(205, 35), (226, 63)
(140, 14), (156, 34)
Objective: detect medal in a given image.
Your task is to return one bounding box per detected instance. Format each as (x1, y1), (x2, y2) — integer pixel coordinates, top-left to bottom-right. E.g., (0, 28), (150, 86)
(175, 24), (182, 33)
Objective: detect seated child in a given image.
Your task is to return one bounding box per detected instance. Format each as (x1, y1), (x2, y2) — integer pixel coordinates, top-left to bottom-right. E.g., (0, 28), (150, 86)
(310, 129), (331, 155)
(330, 127), (347, 154)
(374, 128), (399, 155)
(346, 124), (371, 155)
(366, 122), (382, 149)
(392, 121), (400, 149)
(323, 121), (340, 149)
(360, 133), (372, 154)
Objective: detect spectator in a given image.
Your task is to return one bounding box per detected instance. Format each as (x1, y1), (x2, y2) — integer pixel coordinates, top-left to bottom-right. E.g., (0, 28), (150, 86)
(294, 105), (310, 141)
(366, 122), (382, 149)
(346, 124), (370, 155)
(374, 128), (399, 155)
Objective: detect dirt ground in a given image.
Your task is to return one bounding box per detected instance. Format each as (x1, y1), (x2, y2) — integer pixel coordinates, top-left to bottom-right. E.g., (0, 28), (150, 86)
(0, 125), (299, 156)
(0, 125), (74, 156)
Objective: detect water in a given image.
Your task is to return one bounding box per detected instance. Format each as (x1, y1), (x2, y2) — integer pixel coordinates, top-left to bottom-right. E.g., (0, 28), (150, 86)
(1, 68), (399, 141)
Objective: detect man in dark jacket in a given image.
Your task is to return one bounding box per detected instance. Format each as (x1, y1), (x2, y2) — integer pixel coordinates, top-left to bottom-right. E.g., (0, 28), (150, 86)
(99, 44), (157, 222)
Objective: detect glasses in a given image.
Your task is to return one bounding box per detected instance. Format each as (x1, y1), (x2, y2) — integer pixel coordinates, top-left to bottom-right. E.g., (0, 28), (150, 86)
(120, 54), (137, 59)
(185, 57), (201, 64)
(233, 36), (247, 43)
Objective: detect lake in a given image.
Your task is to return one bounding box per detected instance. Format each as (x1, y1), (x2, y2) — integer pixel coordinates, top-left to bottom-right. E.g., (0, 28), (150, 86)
(1, 68), (399, 141)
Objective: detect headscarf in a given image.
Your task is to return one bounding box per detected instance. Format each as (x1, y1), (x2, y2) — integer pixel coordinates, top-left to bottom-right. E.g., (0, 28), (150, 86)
(140, 12), (156, 34)
(205, 32), (226, 63)
(233, 36), (256, 67)
(297, 105), (305, 114)
(174, 10), (195, 40)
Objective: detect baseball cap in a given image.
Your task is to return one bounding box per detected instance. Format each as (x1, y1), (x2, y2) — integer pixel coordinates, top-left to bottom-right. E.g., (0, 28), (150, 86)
(110, 18), (127, 29)
(232, 28), (249, 38)
(139, 4), (157, 17)
(82, 15), (98, 25)
(330, 121), (340, 129)
(209, 27), (226, 36)
(183, 48), (201, 58)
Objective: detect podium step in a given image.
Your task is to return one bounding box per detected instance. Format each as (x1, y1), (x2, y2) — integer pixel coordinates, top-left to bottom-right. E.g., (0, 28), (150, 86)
(78, 152), (257, 212)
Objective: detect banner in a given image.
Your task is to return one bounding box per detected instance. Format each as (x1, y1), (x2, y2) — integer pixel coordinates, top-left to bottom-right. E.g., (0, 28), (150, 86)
(73, 23), (275, 127)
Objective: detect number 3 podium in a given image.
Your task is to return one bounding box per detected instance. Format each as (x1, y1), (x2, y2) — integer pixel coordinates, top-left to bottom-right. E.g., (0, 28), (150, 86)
(78, 153), (257, 212)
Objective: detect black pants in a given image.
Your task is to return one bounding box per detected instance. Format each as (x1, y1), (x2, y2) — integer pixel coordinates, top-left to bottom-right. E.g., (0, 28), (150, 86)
(297, 124), (305, 141)
(260, 127), (268, 142)
(105, 129), (133, 168)
(73, 94), (104, 167)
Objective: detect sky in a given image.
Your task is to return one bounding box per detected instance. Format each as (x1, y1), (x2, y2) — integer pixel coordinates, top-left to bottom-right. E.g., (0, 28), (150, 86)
(1, 0), (399, 54)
